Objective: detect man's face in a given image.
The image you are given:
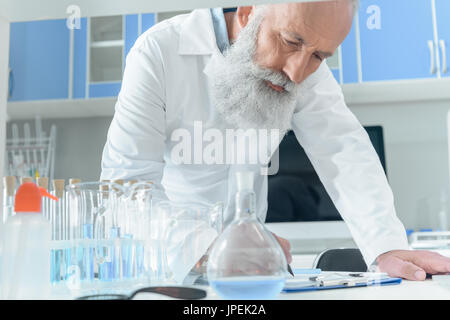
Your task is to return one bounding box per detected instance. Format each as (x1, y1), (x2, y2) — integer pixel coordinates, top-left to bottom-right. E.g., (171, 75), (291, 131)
(254, 1), (354, 87)
(212, 1), (354, 132)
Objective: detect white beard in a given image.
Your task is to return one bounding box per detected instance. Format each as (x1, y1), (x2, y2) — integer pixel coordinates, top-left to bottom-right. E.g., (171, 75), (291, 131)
(211, 8), (301, 135)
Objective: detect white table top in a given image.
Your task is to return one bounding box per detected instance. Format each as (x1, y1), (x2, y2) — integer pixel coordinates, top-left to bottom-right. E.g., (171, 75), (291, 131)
(51, 253), (450, 300)
(127, 253), (450, 300)
(281, 280), (450, 300)
(132, 278), (450, 300)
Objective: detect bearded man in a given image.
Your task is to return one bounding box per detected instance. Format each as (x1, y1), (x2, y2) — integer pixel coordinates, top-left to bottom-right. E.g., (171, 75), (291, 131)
(101, 0), (450, 281)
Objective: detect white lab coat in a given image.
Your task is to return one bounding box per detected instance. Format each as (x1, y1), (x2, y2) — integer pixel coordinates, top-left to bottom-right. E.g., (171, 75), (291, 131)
(101, 9), (409, 270)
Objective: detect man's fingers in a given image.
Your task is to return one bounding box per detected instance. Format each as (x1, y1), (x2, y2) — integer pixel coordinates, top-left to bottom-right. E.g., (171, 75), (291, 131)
(402, 262), (426, 281)
(409, 250), (450, 274)
(277, 237), (292, 264)
(283, 244), (292, 264)
(272, 233), (292, 264)
(379, 255), (426, 281)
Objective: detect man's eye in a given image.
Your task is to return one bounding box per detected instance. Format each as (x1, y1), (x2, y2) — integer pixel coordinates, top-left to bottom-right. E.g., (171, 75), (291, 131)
(283, 38), (299, 47)
(314, 54), (323, 61)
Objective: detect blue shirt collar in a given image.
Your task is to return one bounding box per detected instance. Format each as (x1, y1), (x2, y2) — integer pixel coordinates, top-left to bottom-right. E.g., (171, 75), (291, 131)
(210, 8), (231, 54)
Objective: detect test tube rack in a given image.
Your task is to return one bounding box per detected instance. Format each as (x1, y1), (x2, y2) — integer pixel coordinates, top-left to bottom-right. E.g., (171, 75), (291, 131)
(5, 116), (56, 181)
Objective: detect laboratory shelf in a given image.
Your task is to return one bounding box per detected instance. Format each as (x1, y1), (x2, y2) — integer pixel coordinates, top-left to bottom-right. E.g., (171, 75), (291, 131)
(7, 98), (117, 120)
(7, 77), (450, 120)
(90, 40), (125, 48)
(342, 77), (450, 106)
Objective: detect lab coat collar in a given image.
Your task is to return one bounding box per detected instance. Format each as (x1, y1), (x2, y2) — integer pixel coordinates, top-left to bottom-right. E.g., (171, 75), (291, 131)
(178, 9), (220, 56)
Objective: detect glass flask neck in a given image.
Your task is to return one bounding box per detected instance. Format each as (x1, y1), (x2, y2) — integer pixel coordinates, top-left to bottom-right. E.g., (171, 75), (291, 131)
(235, 189), (256, 220)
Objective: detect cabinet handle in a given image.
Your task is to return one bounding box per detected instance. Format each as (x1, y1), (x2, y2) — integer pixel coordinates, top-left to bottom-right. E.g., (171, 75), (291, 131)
(440, 40), (447, 74)
(428, 40), (436, 75)
(8, 68), (14, 99)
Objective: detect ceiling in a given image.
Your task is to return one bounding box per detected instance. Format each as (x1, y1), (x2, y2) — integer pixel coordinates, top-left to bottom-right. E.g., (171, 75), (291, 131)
(0, 0), (320, 22)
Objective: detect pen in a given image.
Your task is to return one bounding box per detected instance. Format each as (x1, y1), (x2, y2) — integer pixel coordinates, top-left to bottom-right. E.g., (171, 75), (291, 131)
(287, 264), (294, 277)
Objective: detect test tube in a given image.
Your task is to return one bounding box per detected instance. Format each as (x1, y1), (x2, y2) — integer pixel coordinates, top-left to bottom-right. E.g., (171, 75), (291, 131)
(129, 181), (153, 280)
(112, 179), (124, 280)
(3, 176), (16, 223)
(37, 177), (52, 283)
(97, 181), (110, 281)
(36, 177), (49, 221)
(75, 179), (95, 282)
(51, 179), (65, 283)
(122, 180), (137, 279)
(97, 180), (119, 282)
(52, 180), (65, 240)
(68, 178), (84, 244)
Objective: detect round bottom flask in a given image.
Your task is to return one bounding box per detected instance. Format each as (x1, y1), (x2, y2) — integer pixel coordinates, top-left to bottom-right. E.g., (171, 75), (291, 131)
(207, 172), (287, 299)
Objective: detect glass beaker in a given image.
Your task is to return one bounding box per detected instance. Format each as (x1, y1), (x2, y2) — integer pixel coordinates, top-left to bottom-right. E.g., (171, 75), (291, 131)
(123, 181), (158, 281)
(65, 181), (126, 284)
(149, 200), (223, 285)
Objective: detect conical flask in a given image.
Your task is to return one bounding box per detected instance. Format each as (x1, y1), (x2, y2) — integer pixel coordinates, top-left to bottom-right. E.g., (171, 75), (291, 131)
(207, 171), (287, 299)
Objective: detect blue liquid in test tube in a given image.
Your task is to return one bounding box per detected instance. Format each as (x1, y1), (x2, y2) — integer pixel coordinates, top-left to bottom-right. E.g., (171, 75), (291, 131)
(76, 245), (84, 281)
(109, 227), (121, 280)
(82, 223), (94, 281)
(56, 250), (63, 283)
(62, 247), (68, 281)
(122, 234), (133, 279)
(135, 242), (144, 278)
(50, 249), (61, 283)
(97, 245), (111, 282)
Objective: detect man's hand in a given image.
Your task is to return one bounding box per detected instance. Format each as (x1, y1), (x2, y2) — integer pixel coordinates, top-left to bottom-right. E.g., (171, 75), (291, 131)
(272, 233), (292, 264)
(376, 250), (450, 280)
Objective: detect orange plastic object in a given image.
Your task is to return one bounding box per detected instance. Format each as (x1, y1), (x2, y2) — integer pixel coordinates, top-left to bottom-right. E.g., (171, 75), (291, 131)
(14, 182), (58, 213)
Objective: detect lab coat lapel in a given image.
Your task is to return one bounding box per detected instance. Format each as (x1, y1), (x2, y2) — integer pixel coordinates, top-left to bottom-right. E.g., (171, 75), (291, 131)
(178, 9), (223, 79)
(178, 9), (218, 56)
(203, 51), (225, 79)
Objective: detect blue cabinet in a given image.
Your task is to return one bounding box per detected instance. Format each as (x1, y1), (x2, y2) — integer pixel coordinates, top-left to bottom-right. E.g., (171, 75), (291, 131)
(88, 14), (154, 99)
(73, 18), (88, 99)
(88, 15), (128, 99)
(9, 19), (70, 101)
(142, 13), (156, 34)
(89, 83), (122, 98)
(341, 20), (359, 84)
(327, 17), (359, 84)
(125, 15), (139, 63)
(327, 51), (341, 83)
(330, 68), (340, 84)
(9, 14), (156, 102)
(435, 0), (450, 78)
(358, 0), (436, 81)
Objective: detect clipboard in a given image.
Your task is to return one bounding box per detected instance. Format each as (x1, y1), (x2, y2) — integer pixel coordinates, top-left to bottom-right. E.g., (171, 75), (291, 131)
(283, 270), (402, 293)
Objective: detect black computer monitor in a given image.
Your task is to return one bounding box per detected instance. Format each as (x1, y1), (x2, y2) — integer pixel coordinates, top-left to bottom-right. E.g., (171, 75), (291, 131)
(266, 126), (386, 222)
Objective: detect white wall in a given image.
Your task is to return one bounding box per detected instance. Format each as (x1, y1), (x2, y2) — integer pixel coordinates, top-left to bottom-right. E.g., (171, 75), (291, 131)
(6, 117), (112, 183)
(0, 17), (10, 210)
(349, 99), (450, 230)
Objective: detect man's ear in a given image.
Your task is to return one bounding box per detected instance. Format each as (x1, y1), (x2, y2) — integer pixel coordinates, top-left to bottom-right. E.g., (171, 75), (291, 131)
(236, 6), (254, 29)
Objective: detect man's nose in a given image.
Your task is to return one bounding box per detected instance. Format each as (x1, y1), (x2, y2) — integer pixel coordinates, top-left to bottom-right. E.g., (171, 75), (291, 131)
(282, 51), (309, 84)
